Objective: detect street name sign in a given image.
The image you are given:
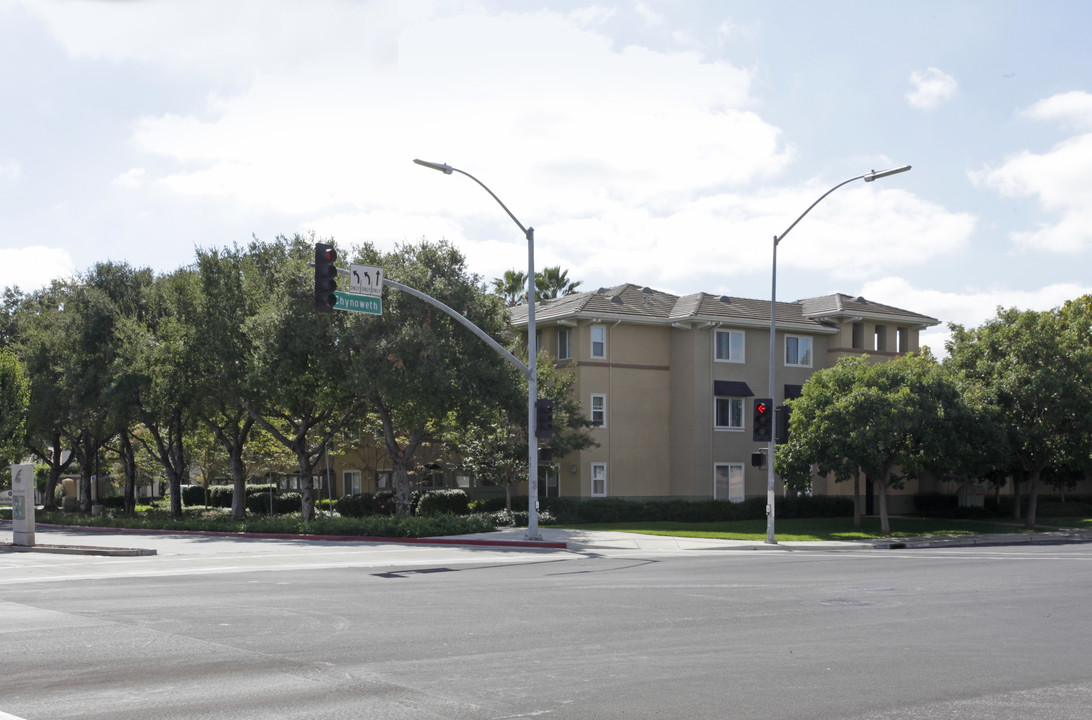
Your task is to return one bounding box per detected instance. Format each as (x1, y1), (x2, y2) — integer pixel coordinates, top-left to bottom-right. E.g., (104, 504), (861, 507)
(334, 291), (381, 315)
(348, 264), (383, 296)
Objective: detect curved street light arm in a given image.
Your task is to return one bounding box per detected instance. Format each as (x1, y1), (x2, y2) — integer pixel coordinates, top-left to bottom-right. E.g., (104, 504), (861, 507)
(774, 165), (911, 246)
(414, 159), (531, 239)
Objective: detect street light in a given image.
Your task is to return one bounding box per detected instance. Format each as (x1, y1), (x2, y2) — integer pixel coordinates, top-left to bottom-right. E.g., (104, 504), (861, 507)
(765, 164), (911, 544)
(413, 158), (543, 540)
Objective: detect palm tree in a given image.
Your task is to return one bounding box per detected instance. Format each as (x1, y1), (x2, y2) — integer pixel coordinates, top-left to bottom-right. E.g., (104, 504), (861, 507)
(536, 266), (582, 300)
(491, 269), (527, 307)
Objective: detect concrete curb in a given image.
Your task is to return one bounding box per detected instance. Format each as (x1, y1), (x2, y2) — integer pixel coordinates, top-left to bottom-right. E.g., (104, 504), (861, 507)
(0, 542), (156, 557)
(22, 522), (569, 551)
(873, 531), (1092, 550)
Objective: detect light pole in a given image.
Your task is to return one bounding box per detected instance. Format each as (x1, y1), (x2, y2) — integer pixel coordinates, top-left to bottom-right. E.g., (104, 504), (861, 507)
(413, 158), (543, 540)
(765, 164), (911, 544)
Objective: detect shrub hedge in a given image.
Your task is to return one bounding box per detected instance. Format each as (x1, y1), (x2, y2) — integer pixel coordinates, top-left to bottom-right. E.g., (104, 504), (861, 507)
(246, 491), (303, 515)
(914, 491), (1092, 519)
(181, 485), (206, 507)
(417, 489), (471, 516)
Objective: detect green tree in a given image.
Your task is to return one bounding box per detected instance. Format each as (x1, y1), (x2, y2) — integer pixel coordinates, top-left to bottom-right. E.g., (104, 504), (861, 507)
(778, 353), (966, 534)
(241, 235), (361, 521)
(946, 305), (1092, 528)
(64, 262), (154, 512)
(535, 265), (582, 300)
(346, 238), (519, 515)
(8, 282), (78, 508)
(491, 269), (528, 307)
(444, 354), (596, 510)
(191, 245), (259, 519)
(117, 268), (204, 518)
(0, 347), (30, 467)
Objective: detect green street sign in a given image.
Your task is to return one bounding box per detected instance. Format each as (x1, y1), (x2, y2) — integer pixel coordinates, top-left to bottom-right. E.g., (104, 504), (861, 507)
(334, 291), (382, 315)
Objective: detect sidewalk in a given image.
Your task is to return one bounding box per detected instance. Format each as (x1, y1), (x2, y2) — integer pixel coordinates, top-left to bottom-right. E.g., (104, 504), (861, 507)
(4, 521), (1092, 556)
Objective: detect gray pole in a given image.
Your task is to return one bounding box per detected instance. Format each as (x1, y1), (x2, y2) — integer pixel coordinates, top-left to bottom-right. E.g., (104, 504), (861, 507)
(527, 227), (540, 540)
(325, 447), (334, 519)
(767, 236), (778, 544)
(765, 164), (911, 545)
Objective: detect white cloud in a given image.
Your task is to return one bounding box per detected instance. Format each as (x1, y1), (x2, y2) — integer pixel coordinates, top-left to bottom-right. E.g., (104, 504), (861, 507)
(906, 67), (958, 110)
(1023, 90), (1092, 129)
(972, 91), (1092, 252)
(0, 158), (20, 180)
(0, 246), (76, 292)
(635, 2), (664, 27)
(113, 168), (147, 189)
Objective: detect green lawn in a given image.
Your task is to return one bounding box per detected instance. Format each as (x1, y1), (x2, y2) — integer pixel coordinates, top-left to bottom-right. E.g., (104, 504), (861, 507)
(553, 516), (1049, 542)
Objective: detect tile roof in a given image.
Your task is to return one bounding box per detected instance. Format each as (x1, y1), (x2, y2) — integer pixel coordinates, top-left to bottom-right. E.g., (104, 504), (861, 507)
(510, 283), (937, 332)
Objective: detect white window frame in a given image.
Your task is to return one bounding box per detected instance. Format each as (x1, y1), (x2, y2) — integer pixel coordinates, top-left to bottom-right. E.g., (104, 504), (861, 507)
(591, 462), (608, 497)
(590, 325), (606, 359)
(713, 463), (745, 503)
(558, 327), (572, 361)
(714, 396), (744, 430)
(785, 335), (813, 367)
(590, 393), (607, 427)
(342, 470), (361, 496)
(714, 329), (745, 363)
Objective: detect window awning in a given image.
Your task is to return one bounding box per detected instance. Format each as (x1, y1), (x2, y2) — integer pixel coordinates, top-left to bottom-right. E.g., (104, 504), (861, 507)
(713, 380), (753, 397)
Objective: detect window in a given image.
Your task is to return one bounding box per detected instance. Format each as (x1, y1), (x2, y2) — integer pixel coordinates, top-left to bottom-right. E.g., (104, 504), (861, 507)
(376, 470), (393, 489)
(590, 393), (606, 427)
(535, 330), (543, 354)
(590, 325), (606, 359)
(591, 462), (607, 497)
(713, 463), (745, 502)
(874, 325), (887, 352)
(558, 327), (572, 360)
(785, 335), (813, 367)
(343, 470), (361, 496)
(714, 396), (744, 430)
(714, 329), (744, 363)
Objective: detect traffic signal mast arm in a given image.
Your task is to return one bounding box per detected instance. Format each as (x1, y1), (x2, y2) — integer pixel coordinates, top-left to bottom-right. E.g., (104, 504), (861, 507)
(309, 255), (530, 379)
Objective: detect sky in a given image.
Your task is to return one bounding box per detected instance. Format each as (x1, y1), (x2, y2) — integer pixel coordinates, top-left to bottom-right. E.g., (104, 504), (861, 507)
(4, 0), (1092, 355)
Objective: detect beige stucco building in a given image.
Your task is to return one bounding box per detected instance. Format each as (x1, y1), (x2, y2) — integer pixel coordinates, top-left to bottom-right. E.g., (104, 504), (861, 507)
(510, 283), (940, 507)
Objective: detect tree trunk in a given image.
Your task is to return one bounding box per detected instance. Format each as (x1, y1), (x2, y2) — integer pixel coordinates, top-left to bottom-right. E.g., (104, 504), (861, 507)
(878, 480), (891, 535)
(1025, 466), (1042, 529)
(37, 431), (73, 511)
(297, 450), (316, 522)
(75, 427), (104, 513)
(119, 432), (137, 514)
(230, 451), (247, 520)
(392, 457), (413, 516)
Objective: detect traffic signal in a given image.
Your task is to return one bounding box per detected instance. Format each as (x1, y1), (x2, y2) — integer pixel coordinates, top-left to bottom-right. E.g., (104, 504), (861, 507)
(535, 398), (554, 439)
(752, 398), (772, 443)
(314, 242), (338, 313)
(775, 405), (791, 445)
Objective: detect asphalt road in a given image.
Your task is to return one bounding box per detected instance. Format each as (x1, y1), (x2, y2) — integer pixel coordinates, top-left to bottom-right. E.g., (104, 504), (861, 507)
(2, 529), (1092, 719)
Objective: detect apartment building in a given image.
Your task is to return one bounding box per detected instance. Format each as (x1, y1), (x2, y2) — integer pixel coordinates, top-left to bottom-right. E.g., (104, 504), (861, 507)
(510, 283), (940, 505)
